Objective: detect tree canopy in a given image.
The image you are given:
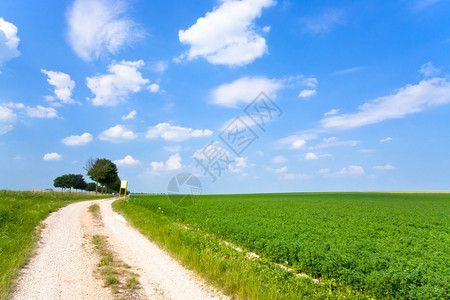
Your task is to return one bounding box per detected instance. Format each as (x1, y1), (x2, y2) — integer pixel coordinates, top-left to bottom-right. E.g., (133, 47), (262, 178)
(85, 158), (120, 194)
(53, 174), (87, 192)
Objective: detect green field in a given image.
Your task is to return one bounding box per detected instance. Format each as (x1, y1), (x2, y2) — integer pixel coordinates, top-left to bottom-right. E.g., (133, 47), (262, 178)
(114, 192), (450, 299)
(0, 190), (108, 299)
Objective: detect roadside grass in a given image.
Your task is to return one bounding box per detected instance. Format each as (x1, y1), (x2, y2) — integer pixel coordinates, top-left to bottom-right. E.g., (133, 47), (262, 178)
(113, 192), (450, 299)
(88, 204), (141, 298)
(0, 190), (109, 299)
(113, 196), (369, 299)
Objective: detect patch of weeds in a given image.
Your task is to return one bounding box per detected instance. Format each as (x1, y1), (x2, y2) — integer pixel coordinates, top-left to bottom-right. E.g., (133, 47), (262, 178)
(91, 234), (143, 298)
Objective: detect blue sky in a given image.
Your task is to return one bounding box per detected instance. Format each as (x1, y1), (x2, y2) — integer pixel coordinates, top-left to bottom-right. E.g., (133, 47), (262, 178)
(1, 0), (449, 193)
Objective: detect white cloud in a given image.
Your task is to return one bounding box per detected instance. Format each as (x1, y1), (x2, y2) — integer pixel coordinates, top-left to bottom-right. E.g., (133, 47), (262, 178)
(338, 165), (364, 175)
(292, 139), (306, 149)
(374, 164), (395, 171)
(146, 122), (213, 142)
(318, 168), (330, 174)
(303, 77), (318, 88)
(0, 18), (20, 67)
(178, 0), (275, 66)
(305, 152), (318, 160)
(26, 105), (58, 118)
(211, 76), (283, 107)
(62, 132), (93, 146)
(67, 0), (142, 61)
(0, 105), (17, 135)
(299, 89), (317, 99)
(114, 155), (140, 166)
(230, 157), (248, 173)
(419, 62), (440, 77)
(320, 77), (450, 130)
(151, 153), (182, 171)
(301, 9), (346, 34)
(122, 110), (136, 120)
(148, 83), (160, 93)
(99, 124), (137, 142)
(43, 152), (62, 161)
(324, 108), (339, 116)
(272, 155), (287, 164)
(41, 69), (76, 105)
(380, 137), (393, 143)
(86, 60), (149, 106)
(267, 166), (287, 173)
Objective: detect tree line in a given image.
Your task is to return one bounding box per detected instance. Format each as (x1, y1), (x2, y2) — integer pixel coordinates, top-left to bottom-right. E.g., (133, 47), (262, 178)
(53, 158), (123, 194)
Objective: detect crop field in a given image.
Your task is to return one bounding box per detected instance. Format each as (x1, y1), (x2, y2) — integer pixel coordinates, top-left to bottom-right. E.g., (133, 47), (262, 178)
(114, 192), (449, 299)
(0, 190), (108, 299)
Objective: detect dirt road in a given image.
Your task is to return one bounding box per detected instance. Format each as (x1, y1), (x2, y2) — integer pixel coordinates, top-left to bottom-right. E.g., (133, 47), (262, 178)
(11, 199), (227, 300)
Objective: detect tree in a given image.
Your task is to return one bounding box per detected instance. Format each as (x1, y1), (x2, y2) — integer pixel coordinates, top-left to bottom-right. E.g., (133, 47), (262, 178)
(72, 174), (87, 191)
(53, 176), (66, 191)
(86, 182), (96, 192)
(53, 174), (87, 192)
(85, 158), (120, 194)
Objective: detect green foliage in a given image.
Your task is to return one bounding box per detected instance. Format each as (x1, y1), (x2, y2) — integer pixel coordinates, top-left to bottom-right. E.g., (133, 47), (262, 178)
(115, 193), (450, 299)
(53, 174), (87, 191)
(85, 158), (120, 194)
(0, 190), (108, 299)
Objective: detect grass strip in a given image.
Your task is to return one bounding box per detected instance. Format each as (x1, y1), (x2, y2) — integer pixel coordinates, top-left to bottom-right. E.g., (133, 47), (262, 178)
(88, 204), (141, 299)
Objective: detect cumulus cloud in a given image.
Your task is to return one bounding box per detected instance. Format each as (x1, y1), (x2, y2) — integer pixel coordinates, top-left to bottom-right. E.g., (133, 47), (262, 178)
(292, 139), (306, 149)
(41, 69), (76, 105)
(43, 152), (62, 161)
(147, 83), (160, 93)
(67, 0), (142, 61)
(122, 110), (136, 120)
(380, 137), (393, 143)
(178, 0), (275, 66)
(320, 77), (450, 130)
(151, 153), (182, 171)
(338, 165), (364, 175)
(318, 168), (330, 174)
(62, 132), (93, 146)
(99, 125), (137, 142)
(211, 76), (283, 107)
(299, 89), (317, 99)
(305, 152), (318, 160)
(0, 105), (17, 135)
(374, 164), (395, 170)
(229, 157), (248, 173)
(0, 18), (20, 67)
(146, 123), (213, 142)
(86, 60), (149, 106)
(114, 155), (140, 166)
(301, 9), (346, 34)
(26, 105), (58, 118)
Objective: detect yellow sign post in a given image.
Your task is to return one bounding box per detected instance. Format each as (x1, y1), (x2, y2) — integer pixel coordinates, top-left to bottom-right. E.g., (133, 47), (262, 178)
(118, 180), (128, 200)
